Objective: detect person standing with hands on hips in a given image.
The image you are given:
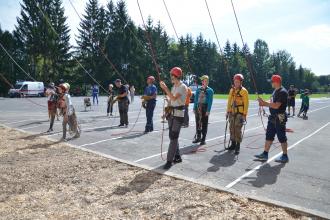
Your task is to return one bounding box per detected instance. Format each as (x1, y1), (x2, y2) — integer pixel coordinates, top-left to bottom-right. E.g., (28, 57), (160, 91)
(159, 67), (187, 170)
(192, 75), (214, 145)
(255, 74), (289, 163)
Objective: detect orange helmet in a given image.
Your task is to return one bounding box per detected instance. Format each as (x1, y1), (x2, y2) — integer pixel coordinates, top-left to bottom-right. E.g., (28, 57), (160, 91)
(271, 74), (282, 84)
(233, 73), (244, 81)
(170, 67), (182, 78)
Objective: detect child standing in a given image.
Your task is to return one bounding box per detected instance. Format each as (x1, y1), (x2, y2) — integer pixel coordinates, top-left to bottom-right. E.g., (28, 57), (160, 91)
(298, 89), (310, 120)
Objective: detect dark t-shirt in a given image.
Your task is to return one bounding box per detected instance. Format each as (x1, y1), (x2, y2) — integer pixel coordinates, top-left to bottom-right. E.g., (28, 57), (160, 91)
(118, 85), (128, 101)
(270, 87), (288, 115)
(288, 88), (295, 99)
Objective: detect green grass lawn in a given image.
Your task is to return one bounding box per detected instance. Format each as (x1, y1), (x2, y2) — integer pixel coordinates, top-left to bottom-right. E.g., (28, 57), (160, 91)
(214, 93), (330, 100)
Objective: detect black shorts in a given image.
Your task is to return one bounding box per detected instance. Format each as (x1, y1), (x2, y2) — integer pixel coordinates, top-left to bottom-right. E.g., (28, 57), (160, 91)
(266, 116), (287, 143)
(288, 98), (295, 107)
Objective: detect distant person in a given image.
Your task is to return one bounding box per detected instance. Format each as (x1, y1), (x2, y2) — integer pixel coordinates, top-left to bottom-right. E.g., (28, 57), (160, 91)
(159, 67), (187, 170)
(92, 84), (99, 105)
(287, 85), (296, 116)
(192, 75), (214, 146)
(183, 85), (192, 127)
(115, 79), (129, 127)
(107, 84), (115, 117)
(298, 89), (310, 120)
(142, 76), (157, 133)
(226, 74), (249, 155)
(46, 83), (59, 132)
(130, 85), (135, 103)
(256, 75), (289, 163)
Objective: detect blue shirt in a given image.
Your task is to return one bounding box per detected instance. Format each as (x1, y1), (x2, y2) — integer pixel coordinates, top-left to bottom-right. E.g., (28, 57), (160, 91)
(194, 86), (214, 112)
(144, 84), (157, 102)
(92, 86), (99, 95)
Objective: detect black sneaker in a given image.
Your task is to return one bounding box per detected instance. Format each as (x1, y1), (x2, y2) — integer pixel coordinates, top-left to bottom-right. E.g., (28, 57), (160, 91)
(47, 128), (53, 133)
(163, 161), (172, 170)
(173, 155), (182, 163)
(192, 136), (201, 144)
(118, 124), (125, 127)
(227, 141), (236, 151)
(234, 143), (240, 155)
(200, 140), (206, 145)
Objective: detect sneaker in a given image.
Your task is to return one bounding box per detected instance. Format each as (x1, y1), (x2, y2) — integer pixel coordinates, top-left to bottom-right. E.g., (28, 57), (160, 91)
(275, 154), (289, 163)
(173, 155), (182, 163)
(192, 136), (201, 144)
(227, 141), (236, 151)
(47, 128), (53, 133)
(254, 152), (268, 161)
(200, 140), (206, 145)
(118, 124), (125, 127)
(163, 161), (172, 170)
(234, 143), (240, 155)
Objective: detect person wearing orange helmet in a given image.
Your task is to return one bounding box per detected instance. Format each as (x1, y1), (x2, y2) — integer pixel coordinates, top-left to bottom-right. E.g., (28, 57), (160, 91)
(142, 76), (158, 133)
(256, 74), (289, 163)
(226, 73), (249, 155)
(160, 67), (187, 170)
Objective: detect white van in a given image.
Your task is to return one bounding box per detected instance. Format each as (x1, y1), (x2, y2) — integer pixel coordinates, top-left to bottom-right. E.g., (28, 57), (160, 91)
(8, 81), (45, 97)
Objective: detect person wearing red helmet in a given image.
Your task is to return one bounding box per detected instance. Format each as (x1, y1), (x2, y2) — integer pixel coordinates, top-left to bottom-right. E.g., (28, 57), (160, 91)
(256, 74), (289, 163)
(160, 67), (187, 170)
(226, 73), (249, 155)
(142, 76), (158, 133)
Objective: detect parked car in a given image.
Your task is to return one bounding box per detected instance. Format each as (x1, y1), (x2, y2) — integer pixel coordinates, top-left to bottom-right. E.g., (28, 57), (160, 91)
(8, 81), (44, 98)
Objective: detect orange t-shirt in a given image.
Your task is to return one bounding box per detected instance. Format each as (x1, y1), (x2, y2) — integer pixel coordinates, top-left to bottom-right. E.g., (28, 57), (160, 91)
(185, 87), (192, 105)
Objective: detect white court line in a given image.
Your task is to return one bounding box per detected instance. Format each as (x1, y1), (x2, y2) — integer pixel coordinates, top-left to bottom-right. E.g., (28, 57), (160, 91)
(134, 125), (264, 163)
(133, 104), (330, 163)
(4, 119), (40, 125)
(225, 121), (330, 189)
(77, 130), (161, 147)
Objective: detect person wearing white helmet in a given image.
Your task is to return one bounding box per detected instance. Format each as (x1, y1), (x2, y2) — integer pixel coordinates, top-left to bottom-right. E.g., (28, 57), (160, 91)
(57, 83), (80, 141)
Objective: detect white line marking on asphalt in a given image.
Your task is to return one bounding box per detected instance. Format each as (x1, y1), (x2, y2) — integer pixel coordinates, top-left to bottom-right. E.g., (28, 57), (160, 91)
(4, 119), (40, 125)
(225, 121), (330, 189)
(134, 125), (264, 163)
(77, 130), (161, 147)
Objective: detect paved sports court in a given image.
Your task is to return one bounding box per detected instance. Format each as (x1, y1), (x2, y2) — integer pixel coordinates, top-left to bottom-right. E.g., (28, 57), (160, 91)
(1, 96), (330, 218)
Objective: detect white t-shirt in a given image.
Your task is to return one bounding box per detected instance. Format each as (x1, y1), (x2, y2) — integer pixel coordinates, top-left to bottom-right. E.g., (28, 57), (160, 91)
(170, 82), (187, 107)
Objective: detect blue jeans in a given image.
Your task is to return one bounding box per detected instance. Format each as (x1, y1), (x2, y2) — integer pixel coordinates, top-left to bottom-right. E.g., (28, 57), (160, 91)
(145, 101), (156, 132)
(92, 94), (98, 104)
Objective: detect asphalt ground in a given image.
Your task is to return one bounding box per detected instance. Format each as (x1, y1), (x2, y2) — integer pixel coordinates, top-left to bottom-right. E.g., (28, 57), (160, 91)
(1, 96), (330, 218)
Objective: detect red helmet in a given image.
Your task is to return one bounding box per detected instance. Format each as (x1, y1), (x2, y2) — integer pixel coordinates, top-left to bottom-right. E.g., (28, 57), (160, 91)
(170, 67), (182, 78)
(233, 73), (244, 81)
(271, 74), (282, 84)
(147, 76), (155, 82)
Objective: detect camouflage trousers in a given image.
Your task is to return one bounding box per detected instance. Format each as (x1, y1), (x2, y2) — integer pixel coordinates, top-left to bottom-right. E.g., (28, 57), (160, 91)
(229, 113), (244, 143)
(63, 108), (80, 139)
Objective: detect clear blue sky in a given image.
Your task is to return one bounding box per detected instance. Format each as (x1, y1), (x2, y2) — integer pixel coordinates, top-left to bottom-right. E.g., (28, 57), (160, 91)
(0, 0), (329, 75)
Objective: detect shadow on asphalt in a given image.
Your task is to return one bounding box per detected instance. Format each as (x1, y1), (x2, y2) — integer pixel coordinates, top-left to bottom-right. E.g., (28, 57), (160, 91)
(244, 163), (286, 188)
(207, 151), (237, 172)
